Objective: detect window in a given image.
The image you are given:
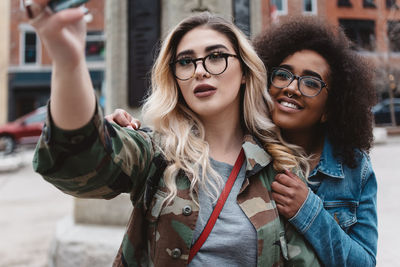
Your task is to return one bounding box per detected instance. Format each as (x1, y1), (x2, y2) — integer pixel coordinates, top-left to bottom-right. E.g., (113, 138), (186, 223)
(338, 0), (352, 7)
(270, 0), (288, 15)
(85, 31), (105, 61)
(339, 19), (376, 51)
(19, 0), (25, 10)
(21, 31), (39, 64)
(303, 0), (317, 14)
(24, 109), (46, 125)
(386, 0), (399, 9)
(363, 0), (377, 8)
(388, 21), (400, 52)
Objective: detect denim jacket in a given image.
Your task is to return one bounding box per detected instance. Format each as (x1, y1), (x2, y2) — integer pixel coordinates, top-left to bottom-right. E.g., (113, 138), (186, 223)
(288, 138), (378, 267)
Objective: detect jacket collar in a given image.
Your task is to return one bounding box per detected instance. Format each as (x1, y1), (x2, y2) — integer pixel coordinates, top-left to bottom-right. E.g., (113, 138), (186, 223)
(310, 137), (344, 179)
(242, 134), (272, 177)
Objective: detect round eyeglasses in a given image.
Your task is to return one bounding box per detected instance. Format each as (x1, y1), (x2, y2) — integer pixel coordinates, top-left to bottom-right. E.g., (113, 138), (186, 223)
(270, 67), (328, 97)
(170, 52), (238, 81)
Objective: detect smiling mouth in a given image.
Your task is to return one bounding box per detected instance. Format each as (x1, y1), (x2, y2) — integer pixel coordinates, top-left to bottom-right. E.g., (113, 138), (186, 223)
(278, 100), (302, 110)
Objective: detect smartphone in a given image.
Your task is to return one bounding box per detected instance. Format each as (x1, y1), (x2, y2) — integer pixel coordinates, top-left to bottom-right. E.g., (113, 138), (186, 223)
(48, 0), (90, 13)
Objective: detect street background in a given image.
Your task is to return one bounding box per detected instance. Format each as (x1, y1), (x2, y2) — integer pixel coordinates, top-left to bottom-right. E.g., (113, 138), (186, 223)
(0, 135), (399, 267)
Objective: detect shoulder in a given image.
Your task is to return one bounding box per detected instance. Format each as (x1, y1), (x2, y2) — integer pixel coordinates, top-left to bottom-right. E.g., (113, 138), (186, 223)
(357, 150), (375, 188)
(339, 149), (375, 190)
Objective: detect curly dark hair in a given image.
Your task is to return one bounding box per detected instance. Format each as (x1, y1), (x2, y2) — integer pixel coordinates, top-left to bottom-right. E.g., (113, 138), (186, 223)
(253, 16), (376, 168)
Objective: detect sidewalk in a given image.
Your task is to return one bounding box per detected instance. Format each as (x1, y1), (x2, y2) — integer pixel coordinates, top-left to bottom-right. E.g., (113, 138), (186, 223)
(0, 152), (30, 172)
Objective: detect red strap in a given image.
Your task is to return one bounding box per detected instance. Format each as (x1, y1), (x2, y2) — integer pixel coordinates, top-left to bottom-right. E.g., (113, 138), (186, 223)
(188, 148), (245, 263)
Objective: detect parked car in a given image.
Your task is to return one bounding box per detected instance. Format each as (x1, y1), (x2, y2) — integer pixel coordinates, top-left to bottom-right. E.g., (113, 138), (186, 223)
(372, 98), (400, 126)
(0, 106), (46, 155)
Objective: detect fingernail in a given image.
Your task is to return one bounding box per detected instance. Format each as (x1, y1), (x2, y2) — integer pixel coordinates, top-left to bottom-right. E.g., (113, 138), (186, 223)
(133, 122), (139, 129)
(80, 6), (89, 14)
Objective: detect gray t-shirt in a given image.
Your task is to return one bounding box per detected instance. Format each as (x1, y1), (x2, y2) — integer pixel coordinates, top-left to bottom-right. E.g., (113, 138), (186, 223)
(189, 158), (257, 267)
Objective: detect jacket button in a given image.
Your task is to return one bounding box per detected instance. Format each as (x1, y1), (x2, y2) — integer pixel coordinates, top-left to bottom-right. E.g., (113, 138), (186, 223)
(43, 124), (51, 144)
(182, 205), (192, 216)
(171, 248), (182, 259)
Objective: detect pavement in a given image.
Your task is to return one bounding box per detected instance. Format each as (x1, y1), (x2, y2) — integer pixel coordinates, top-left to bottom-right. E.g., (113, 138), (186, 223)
(370, 134), (400, 266)
(0, 131), (399, 266)
(0, 147), (74, 267)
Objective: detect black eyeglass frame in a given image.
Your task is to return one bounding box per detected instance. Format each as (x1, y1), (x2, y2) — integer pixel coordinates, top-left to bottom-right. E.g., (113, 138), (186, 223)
(270, 67), (328, 97)
(170, 52), (238, 81)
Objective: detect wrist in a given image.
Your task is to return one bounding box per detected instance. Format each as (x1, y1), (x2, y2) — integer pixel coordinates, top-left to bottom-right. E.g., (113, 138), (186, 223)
(288, 188), (323, 234)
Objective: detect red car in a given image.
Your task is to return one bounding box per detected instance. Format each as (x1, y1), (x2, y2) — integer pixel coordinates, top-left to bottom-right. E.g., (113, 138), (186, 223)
(0, 106), (46, 154)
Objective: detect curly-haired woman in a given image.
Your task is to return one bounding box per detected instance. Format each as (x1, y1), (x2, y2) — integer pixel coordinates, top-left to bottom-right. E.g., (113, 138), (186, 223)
(253, 16), (378, 267)
(27, 1), (321, 265)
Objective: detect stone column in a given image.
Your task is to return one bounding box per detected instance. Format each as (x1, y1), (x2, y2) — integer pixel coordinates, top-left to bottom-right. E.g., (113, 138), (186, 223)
(0, 0), (10, 125)
(251, 0), (263, 37)
(104, 0), (136, 116)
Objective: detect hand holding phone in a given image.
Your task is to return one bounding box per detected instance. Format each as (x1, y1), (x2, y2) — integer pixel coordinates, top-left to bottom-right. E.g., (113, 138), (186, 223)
(48, 0), (89, 13)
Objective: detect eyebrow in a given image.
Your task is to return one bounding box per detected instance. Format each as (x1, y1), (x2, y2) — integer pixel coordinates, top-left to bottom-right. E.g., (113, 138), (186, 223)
(176, 44), (230, 59)
(279, 64), (324, 80)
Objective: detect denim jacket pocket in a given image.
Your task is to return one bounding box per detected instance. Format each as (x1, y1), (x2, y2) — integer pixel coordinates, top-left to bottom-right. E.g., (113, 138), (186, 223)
(323, 201), (358, 232)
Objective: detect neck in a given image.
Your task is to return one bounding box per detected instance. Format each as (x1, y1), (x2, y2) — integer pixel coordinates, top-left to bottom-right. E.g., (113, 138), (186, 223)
(282, 127), (325, 158)
(201, 112), (244, 165)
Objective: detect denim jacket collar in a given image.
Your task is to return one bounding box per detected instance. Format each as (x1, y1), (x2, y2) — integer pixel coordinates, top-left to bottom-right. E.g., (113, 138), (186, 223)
(310, 137), (345, 179)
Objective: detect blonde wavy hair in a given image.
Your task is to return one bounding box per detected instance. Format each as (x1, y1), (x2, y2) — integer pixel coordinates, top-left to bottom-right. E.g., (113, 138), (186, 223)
(142, 12), (309, 204)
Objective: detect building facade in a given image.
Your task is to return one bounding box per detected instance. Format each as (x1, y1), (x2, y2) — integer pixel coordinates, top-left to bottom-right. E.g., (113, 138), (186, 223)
(264, 0), (400, 99)
(324, 0), (400, 99)
(7, 0), (105, 121)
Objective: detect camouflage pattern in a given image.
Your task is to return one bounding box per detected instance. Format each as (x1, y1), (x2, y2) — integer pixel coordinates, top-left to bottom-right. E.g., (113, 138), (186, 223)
(33, 103), (321, 267)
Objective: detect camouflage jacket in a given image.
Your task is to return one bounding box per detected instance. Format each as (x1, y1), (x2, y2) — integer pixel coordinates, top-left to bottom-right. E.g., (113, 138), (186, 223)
(33, 104), (321, 267)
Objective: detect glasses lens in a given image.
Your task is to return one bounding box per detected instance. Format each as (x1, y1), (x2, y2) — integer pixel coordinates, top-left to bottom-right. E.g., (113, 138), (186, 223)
(300, 78), (322, 96)
(271, 68), (292, 88)
(204, 53), (227, 75)
(174, 59), (195, 80)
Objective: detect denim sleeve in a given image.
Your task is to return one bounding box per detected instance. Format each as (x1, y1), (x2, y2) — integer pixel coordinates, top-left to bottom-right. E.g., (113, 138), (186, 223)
(289, 160), (378, 267)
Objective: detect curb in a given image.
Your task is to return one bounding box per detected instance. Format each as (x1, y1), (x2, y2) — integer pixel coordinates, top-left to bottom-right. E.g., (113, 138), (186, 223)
(0, 150), (34, 172)
(387, 127), (400, 135)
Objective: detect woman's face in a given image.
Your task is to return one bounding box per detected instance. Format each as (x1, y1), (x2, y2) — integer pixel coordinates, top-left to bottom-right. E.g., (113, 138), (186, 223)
(174, 26), (244, 120)
(269, 50), (330, 133)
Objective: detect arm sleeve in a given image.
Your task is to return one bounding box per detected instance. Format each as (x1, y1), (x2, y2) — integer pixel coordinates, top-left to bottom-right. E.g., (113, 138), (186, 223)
(32, 101), (155, 201)
(288, 158), (378, 267)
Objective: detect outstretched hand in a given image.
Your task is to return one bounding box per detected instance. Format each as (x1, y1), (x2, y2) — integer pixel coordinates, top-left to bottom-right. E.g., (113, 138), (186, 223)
(105, 109), (141, 130)
(27, 0), (87, 65)
(26, 0), (95, 130)
(271, 169), (309, 219)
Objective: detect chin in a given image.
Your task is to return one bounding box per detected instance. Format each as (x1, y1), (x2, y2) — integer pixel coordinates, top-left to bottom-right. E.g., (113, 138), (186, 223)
(273, 117), (298, 131)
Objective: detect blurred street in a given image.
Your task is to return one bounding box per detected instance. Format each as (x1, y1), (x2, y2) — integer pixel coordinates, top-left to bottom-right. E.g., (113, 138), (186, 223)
(0, 148), (73, 267)
(371, 134), (400, 267)
(0, 136), (399, 267)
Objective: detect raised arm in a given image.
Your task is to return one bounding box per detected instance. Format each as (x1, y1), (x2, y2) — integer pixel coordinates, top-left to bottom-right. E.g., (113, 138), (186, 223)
(29, 0), (95, 130)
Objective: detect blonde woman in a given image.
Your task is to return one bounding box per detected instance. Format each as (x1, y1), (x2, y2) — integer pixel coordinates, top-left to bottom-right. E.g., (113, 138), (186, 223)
(28, 1), (319, 265)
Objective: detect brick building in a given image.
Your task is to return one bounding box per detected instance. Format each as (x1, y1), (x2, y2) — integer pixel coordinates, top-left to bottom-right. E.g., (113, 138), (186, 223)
(263, 0), (400, 99)
(7, 0), (105, 121)
(4, 0), (400, 121)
